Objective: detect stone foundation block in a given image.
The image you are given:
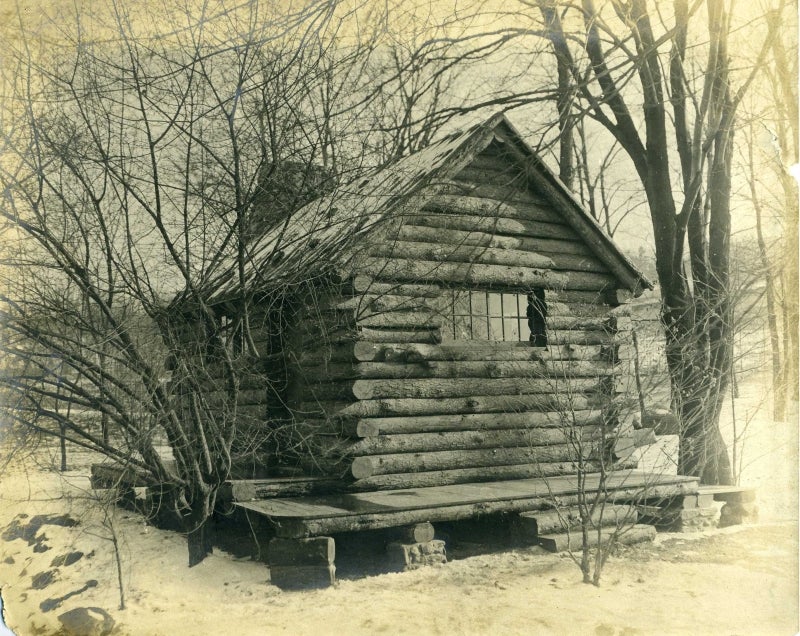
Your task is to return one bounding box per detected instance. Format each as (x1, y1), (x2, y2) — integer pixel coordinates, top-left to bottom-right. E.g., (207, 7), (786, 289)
(386, 539), (447, 571)
(268, 536), (336, 589)
(719, 502), (758, 527)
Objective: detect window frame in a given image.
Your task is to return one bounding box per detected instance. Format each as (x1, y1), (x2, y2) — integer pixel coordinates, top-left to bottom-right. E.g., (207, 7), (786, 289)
(443, 288), (547, 346)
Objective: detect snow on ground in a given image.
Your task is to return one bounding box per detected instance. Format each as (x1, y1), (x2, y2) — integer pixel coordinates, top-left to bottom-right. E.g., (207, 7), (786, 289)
(719, 372), (799, 523)
(0, 373), (797, 636)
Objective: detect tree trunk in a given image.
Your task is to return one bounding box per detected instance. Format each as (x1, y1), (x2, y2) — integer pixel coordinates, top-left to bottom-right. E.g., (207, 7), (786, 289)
(752, 146), (785, 421)
(184, 486), (217, 567)
(187, 517), (216, 567)
(662, 240), (733, 485)
(539, 0), (575, 189)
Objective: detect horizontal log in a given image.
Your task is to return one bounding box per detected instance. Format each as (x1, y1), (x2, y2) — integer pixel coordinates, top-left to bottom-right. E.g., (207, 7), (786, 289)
(346, 272), (613, 305)
(422, 193), (563, 224)
(352, 311), (445, 329)
(332, 298), (613, 324)
(331, 293), (443, 314)
(520, 504), (637, 535)
(409, 213), (578, 241)
(391, 224), (594, 258)
(294, 343), (362, 365)
(545, 289), (621, 305)
(302, 360), (617, 382)
(547, 330), (615, 345)
(451, 164), (533, 190)
(296, 393), (611, 418)
(362, 258), (617, 291)
(349, 459), (638, 491)
(355, 410), (606, 436)
(352, 308), (628, 333)
(449, 170), (555, 206)
(466, 152), (538, 175)
(356, 327), (442, 344)
(386, 522), (436, 544)
(346, 427), (604, 456)
(224, 476), (342, 500)
(482, 132), (648, 294)
(348, 276), (442, 297)
(435, 176), (545, 206)
(297, 326), (442, 346)
(288, 408), (608, 441)
(350, 341), (614, 363)
(553, 315), (620, 331)
(230, 414), (272, 433)
(350, 444), (590, 478)
(532, 300), (613, 317)
(537, 523), (656, 553)
(370, 241), (557, 271)
(348, 376), (606, 400)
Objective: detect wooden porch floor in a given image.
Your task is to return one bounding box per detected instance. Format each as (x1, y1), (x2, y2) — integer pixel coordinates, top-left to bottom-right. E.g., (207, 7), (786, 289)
(234, 471), (698, 538)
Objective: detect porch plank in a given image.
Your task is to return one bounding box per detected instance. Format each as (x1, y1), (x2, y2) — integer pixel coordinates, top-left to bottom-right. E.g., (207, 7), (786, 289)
(235, 472), (697, 538)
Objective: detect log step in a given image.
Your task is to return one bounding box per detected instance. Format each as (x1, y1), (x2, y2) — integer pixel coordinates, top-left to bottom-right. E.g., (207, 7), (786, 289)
(538, 523), (656, 553)
(515, 504), (637, 537)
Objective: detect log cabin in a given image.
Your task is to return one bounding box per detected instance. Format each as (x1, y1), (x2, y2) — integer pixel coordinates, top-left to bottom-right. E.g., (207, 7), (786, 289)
(161, 113), (700, 587)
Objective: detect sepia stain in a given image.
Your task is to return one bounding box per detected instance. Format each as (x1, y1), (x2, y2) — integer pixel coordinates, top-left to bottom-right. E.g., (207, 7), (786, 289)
(39, 580), (98, 613)
(30, 570), (58, 590)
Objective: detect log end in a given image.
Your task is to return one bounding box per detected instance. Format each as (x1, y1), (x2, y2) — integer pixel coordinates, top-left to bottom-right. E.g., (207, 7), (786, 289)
(351, 456), (378, 479)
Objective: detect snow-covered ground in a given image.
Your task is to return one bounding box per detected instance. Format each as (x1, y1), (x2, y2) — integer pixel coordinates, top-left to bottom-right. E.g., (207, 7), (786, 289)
(718, 371), (799, 522)
(0, 372), (796, 636)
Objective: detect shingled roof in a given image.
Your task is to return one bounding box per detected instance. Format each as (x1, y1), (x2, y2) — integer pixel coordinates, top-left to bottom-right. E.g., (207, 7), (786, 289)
(193, 113), (651, 306)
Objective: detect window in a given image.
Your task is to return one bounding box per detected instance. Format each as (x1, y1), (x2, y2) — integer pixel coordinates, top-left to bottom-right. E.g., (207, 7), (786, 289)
(443, 289), (547, 345)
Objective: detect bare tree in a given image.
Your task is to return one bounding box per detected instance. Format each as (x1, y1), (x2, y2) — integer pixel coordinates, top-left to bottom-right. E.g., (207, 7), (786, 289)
(738, 2), (798, 421)
(518, 0), (782, 484)
(0, 0), (384, 565)
(386, 0), (787, 484)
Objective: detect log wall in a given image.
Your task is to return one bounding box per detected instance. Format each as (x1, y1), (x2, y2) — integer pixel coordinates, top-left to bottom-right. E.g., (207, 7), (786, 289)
(167, 300), (296, 477)
(279, 143), (637, 490)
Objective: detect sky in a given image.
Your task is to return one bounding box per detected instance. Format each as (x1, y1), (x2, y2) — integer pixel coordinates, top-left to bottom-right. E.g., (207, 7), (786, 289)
(0, 0), (794, 261)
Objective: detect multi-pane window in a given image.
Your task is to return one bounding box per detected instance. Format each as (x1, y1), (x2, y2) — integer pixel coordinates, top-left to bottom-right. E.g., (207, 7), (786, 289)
(443, 289), (547, 345)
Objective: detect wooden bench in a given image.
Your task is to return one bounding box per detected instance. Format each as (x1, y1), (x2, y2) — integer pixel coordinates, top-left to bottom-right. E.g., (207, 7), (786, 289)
(696, 484), (756, 503)
(698, 485), (757, 527)
(636, 484), (757, 531)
